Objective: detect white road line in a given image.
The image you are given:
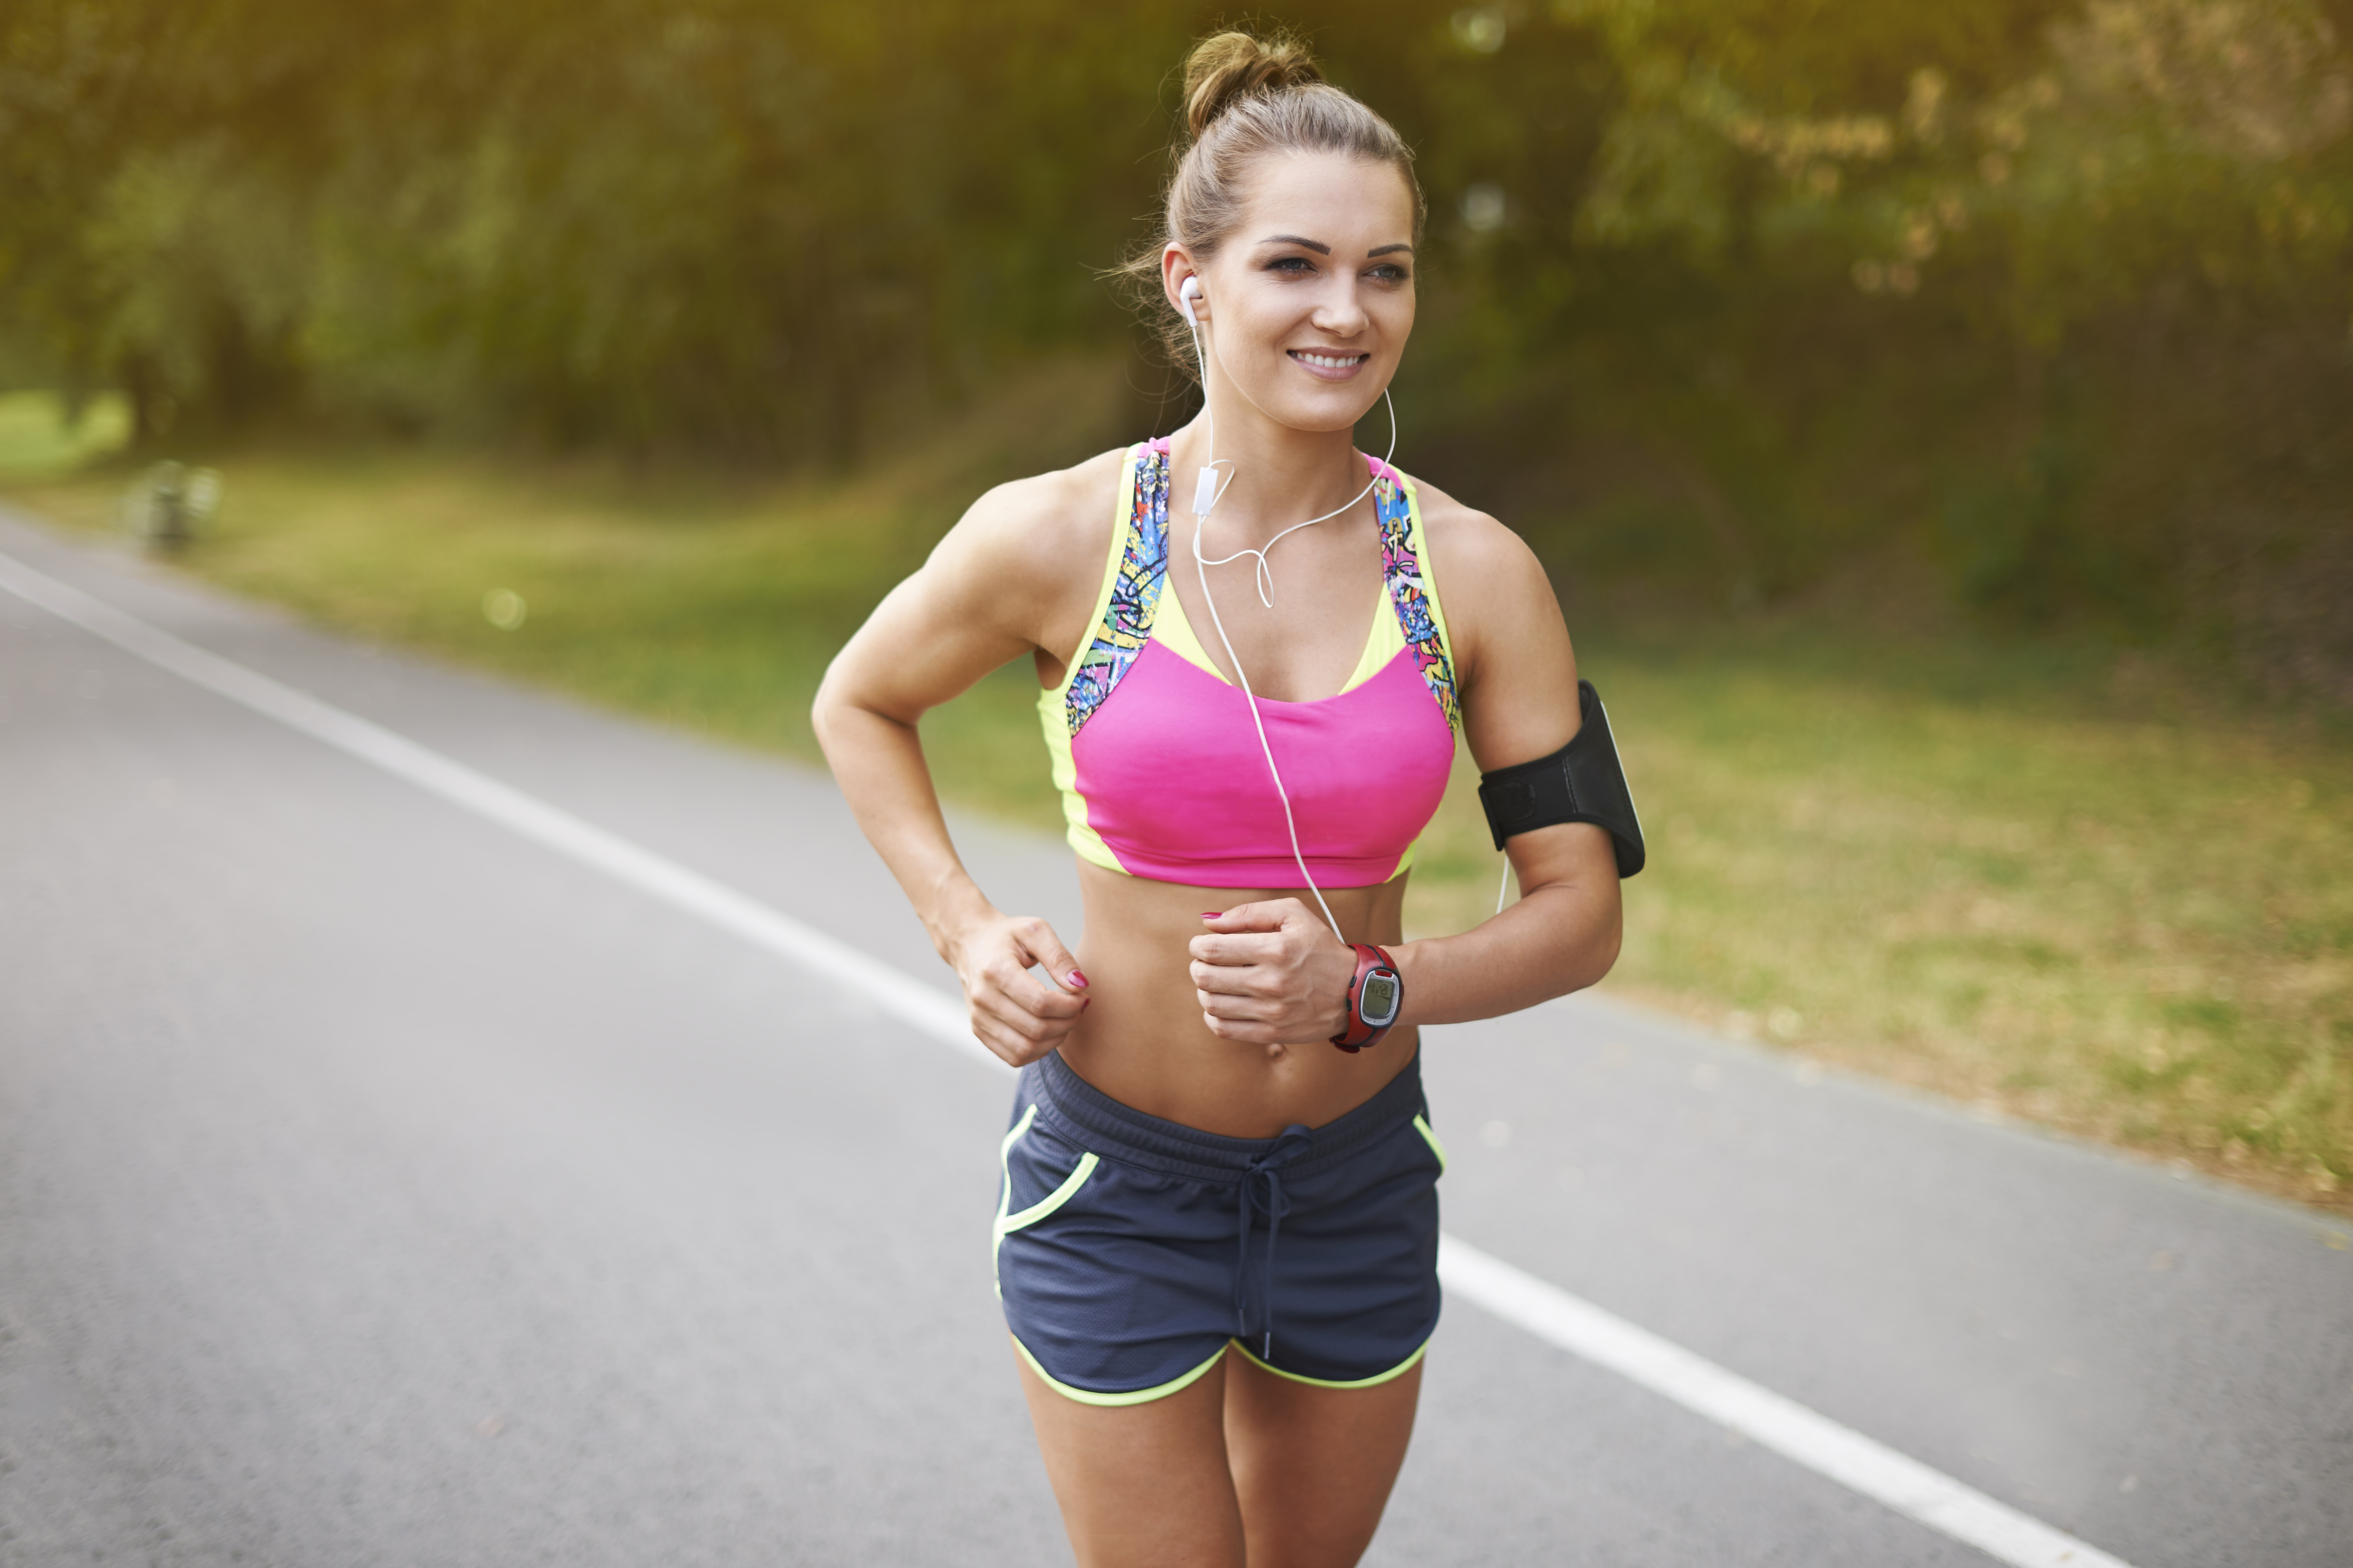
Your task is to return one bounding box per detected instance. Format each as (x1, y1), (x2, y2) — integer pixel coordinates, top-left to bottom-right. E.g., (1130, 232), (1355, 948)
(0, 545), (2138, 1568)
(1440, 1239), (2131, 1568)
(0, 548), (983, 1062)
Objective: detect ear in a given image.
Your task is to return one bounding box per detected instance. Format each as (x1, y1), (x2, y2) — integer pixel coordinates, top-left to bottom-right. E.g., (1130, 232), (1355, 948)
(1161, 244), (1204, 318)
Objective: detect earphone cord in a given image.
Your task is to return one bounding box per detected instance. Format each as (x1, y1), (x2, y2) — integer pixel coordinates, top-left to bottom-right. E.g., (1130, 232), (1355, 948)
(1193, 543), (1344, 942)
(1183, 304), (1398, 946)
(1194, 392), (1397, 608)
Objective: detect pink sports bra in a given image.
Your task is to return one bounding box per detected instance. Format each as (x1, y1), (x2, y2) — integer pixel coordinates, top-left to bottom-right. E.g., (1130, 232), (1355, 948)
(1035, 439), (1461, 889)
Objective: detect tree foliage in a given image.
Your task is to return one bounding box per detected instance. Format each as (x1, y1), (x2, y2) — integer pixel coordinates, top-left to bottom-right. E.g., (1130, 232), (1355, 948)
(3, 0), (2348, 687)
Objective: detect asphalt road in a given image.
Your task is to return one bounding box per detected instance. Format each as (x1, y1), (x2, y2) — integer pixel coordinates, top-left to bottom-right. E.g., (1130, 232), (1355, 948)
(2, 506), (2348, 1567)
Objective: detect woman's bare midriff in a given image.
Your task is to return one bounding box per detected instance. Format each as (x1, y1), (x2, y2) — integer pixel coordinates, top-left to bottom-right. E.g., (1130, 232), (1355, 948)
(1058, 858), (1420, 1138)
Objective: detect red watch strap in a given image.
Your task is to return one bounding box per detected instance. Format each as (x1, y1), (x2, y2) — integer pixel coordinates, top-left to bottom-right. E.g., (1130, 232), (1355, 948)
(1331, 943), (1401, 1052)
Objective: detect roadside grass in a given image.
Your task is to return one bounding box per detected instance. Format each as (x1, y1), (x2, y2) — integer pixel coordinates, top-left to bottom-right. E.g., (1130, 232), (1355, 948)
(1408, 627), (2351, 1214)
(0, 389), (130, 477)
(6, 388), (2346, 1211)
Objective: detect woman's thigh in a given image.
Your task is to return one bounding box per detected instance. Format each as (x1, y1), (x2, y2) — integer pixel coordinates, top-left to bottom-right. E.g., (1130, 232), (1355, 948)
(1016, 1341), (1246, 1568)
(1015, 1340), (1421, 1568)
(1224, 1350), (1423, 1568)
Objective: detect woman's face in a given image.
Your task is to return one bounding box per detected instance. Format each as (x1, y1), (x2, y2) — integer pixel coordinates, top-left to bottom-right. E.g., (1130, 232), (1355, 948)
(1167, 151), (1418, 436)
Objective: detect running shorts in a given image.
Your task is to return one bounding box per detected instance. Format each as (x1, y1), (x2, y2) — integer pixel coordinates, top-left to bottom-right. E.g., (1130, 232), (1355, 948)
(994, 1048), (1446, 1404)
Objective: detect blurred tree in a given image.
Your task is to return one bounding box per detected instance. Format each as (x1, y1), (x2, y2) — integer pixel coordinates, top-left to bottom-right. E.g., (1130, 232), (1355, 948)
(1, 0), (2346, 691)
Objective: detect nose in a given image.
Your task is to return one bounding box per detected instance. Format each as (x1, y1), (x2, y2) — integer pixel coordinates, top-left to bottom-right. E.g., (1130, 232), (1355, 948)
(1310, 275), (1370, 338)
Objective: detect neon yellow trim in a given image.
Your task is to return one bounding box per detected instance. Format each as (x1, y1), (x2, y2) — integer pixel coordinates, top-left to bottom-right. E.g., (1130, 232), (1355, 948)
(1398, 475), (1457, 712)
(1153, 557), (1395, 698)
(1047, 445), (1143, 707)
(997, 1152), (1099, 1249)
(1000, 1104), (1038, 1162)
(1070, 457), (1438, 708)
(1412, 1113), (1448, 1173)
(1037, 686), (1122, 871)
(1391, 831), (1421, 879)
(1039, 445), (1149, 873)
(1372, 468), (1463, 881)
(1145, 574), (1223, 678)
(994, 1105), (1031, 1295)
(993, 1104), (1039, 1280)
(1339, 584), (1404, 694)
(1231, 1335), (1430, 1390)
(993, 1106), (1100, 1280)
(1013, 1334), (1228, 1407)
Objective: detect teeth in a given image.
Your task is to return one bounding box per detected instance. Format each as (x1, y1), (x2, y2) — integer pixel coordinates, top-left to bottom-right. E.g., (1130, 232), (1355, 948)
(1297, 352), (1361, 369)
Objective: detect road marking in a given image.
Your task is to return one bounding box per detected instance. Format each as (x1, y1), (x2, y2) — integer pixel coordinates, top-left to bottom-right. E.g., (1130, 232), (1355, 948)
(0, 548), (983, 1062)
(0, 545), (2138, 1568)
(1440, 1239), (2130, 1568)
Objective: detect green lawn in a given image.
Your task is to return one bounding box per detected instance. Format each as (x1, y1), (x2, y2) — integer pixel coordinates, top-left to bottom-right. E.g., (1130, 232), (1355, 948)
(8, 387), (2347, 1211)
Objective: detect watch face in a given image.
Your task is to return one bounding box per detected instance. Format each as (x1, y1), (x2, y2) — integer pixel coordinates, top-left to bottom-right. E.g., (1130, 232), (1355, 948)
(1360, 971), (1401, 1027)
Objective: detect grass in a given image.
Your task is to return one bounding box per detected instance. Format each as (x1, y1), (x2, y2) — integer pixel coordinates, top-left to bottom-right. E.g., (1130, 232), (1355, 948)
(0, 389), (131, 478)
(5, 384), (2348, 1213)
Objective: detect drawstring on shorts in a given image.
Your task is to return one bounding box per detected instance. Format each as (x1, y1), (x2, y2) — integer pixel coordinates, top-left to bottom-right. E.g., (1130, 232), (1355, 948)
(1236, 1125), (1313, 1359)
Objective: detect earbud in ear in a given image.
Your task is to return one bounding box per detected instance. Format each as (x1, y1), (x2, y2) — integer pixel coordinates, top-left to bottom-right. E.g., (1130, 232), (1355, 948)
(1179, 276), (1203, 325)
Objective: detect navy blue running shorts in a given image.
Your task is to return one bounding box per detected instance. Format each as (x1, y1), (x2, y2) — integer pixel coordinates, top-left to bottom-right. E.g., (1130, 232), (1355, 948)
(994, 1048), (1446, 1405)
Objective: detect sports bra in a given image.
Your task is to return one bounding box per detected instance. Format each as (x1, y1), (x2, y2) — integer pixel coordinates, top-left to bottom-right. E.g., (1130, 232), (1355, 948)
(1035, 438), (1461, 889)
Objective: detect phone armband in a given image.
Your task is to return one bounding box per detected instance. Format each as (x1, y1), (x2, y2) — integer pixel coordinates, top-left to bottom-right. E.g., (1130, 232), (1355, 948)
(1476, 680), (1645, 878)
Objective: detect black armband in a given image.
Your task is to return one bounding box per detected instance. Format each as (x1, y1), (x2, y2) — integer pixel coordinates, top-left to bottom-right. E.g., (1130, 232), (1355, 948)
(1476, 680), (1646, 878)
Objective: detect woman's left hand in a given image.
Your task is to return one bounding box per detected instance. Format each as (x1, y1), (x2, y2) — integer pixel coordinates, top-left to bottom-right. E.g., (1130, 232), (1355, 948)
(1188, 901), (1360, 1045)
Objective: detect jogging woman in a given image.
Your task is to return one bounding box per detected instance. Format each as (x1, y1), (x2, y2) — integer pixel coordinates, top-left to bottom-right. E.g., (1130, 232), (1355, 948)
(813, 30), (1626, 1568)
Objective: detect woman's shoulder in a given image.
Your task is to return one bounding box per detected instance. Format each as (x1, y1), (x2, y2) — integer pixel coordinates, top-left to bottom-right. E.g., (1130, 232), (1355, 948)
(1398, 470), (1570, 698)
(943, 444), (1138, 580)
(1401, 471), (1545, 592)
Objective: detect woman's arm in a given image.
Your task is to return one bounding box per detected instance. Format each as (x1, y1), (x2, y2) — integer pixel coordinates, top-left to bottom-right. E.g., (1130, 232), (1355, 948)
(1187, 495), (1622, 1042)
(1385, 497), (1624, 1024)
(811, 456), (1118, 1066)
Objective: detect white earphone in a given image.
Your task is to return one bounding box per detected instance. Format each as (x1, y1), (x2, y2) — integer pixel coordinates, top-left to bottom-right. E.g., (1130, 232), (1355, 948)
(1176, 270), (1510, 926)
(1175, 268), (1399, 944)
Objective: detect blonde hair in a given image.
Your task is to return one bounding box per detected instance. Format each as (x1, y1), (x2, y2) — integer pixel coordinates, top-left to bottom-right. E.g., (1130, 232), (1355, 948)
(1119, 29), (1425, 379)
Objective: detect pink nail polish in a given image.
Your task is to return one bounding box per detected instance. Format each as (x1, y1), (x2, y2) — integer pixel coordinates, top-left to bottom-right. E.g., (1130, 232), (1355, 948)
(1068, 970), (1089, 989)
(1201, 911), (1222, 920)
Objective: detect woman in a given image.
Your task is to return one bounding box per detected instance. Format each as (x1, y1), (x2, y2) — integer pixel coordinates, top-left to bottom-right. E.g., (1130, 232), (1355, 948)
(813, 30), (1624, 1568)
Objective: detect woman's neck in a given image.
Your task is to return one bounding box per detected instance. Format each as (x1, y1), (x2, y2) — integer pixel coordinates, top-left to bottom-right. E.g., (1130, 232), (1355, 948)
(1166, 400), (1370, 551)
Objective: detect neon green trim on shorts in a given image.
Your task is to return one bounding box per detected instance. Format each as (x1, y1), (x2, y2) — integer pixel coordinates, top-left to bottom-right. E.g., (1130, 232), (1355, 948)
(1012, 1334), (1228, 1407)
(995, 1104), (1040, 1228)
(1231, 1335), (1431, 1391)
(993, 1105), (1100, 1297)
(1000, 1150), (1098, 1238)
(1412, 1113), (1449, 1173)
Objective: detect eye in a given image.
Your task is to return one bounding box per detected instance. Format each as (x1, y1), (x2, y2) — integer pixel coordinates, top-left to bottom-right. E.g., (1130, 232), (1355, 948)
(1266, 255), (1317, 276)
(1368, 263), (1412, 284)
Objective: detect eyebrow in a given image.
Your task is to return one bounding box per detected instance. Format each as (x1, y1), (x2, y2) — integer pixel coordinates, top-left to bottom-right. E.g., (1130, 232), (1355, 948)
(1256, 235), (1418, 259)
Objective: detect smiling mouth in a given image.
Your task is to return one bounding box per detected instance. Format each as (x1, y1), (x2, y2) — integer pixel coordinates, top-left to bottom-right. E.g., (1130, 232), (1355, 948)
(1289, 350), (1370, 369)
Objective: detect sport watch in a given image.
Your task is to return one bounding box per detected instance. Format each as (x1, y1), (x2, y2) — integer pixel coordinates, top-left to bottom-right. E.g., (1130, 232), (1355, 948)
(1331, 943), (1404, 1053)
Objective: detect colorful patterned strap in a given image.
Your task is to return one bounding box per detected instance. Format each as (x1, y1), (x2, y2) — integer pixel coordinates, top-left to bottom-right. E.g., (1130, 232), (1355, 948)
(1373, 466), (1460, 732)
(1063, 443), (1171, 737)
(1062, 443), (1459, 736)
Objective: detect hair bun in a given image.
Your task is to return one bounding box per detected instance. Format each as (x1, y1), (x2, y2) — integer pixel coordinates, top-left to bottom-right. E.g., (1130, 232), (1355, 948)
(1183, 29), (1325, 141)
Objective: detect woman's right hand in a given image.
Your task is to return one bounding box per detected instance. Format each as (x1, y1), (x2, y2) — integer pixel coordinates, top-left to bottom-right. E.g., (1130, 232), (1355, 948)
(810, 455), (1125, 1070)
(947, 911), (1090, 1067)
